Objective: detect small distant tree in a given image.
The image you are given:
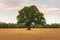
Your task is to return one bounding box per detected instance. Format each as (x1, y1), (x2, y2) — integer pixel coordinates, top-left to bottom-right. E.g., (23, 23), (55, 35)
(17, 5), (46, 30)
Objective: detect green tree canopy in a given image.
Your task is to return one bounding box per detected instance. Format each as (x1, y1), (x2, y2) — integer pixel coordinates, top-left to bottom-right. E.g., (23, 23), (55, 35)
(17, 5), (46, 30)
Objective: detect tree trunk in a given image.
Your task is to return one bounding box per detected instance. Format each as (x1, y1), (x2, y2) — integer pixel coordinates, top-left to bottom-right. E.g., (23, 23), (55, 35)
(25, 21), (31, 30)
(27, 26), (31, 30)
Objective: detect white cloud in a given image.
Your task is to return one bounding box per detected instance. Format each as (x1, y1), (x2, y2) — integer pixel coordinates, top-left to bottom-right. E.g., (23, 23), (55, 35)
(0, 0), (27, 7)
(0, 0), (60, 14)
(0, 0), (29, 12)
(39, 5), (60, 13)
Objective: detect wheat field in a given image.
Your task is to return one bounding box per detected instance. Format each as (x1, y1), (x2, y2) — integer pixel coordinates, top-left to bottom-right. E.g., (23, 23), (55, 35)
(0, 28), (60, 40)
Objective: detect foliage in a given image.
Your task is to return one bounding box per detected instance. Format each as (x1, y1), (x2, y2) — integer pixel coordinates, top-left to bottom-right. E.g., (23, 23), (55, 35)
(0, 22), (17, 28)
(43, 23), (60, 28)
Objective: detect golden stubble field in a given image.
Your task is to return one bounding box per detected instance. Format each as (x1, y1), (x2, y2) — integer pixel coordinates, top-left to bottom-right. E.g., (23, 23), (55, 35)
(0, 28), (60, 40)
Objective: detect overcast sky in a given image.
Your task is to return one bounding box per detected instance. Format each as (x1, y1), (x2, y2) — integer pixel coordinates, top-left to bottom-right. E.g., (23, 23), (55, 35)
(0, 0), (60, 24)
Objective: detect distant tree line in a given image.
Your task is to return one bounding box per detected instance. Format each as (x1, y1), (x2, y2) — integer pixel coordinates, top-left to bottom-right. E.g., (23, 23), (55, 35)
(43, 23), (60, 28)
(0, 22), (60, 28)
(0, 22), (17, 28)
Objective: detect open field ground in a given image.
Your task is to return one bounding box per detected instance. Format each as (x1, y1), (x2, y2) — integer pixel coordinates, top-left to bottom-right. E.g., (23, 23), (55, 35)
(0, 28), (60, 40)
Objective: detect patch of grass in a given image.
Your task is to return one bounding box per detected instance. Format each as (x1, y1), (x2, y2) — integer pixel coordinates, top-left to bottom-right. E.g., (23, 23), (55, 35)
(0, 28), (60, 40)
